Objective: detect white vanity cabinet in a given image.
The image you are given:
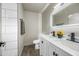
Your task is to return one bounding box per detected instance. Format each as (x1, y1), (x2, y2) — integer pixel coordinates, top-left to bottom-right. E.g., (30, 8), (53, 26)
(40, 37), (47, 56)
(40, 35), (72, 56)
(40, 37), (55, 56)
(40, 36), (52, 56)
(49, 42), (72, 56)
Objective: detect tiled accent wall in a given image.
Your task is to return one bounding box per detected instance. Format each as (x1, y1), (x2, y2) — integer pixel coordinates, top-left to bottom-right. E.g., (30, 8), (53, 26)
(1, 3), (18, 56)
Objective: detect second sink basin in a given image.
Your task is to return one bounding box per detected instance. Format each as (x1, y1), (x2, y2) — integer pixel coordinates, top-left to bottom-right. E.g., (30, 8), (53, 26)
(60, 40), (79, 51)
(49, 35), (79, 52)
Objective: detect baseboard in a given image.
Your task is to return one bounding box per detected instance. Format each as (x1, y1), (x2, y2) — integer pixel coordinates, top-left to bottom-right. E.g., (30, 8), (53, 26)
(24, 44), (35, 47)
(24, 43), (34, 46)
(19, 46), (24, 56)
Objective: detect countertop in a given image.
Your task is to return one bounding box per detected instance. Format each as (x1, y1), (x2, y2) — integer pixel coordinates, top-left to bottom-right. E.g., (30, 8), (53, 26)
(40, 33), (79, 56)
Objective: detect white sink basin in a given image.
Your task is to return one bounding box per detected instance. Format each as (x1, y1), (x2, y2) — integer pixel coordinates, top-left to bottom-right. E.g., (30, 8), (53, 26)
(60, 40), (79, 51)
(48, 35), (79, 52)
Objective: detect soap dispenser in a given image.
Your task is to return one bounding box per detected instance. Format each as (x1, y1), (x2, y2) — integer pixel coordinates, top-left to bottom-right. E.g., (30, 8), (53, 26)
(51, 31), (56, 37)
(53, 31), (56, 37)
(70, 33), (75, 41)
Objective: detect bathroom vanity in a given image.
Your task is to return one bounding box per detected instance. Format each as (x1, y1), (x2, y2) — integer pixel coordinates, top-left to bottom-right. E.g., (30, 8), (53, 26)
(40, 3), (79, 56)
(40, 34), (79, 56)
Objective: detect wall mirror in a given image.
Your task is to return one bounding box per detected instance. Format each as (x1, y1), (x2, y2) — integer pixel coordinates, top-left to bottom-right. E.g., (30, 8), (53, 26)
(51, 3), (79, 26)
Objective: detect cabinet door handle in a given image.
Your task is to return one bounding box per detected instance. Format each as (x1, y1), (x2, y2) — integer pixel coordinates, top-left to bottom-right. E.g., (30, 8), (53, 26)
(55, 54), (58, 56)
(53, 51), (55, 56)
(41, 41), (43, 44)
(53, 51), (58, 56)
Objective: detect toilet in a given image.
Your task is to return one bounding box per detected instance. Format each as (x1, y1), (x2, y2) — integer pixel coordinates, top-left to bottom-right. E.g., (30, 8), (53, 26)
(33, 39), (40, 49)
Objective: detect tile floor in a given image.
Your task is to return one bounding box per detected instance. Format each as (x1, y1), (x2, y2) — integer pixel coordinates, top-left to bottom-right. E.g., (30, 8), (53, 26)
(21, 45), (40, 56)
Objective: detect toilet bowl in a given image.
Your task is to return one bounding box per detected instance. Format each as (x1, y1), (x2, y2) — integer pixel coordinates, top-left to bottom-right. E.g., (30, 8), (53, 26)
(33, 39), (40, 49)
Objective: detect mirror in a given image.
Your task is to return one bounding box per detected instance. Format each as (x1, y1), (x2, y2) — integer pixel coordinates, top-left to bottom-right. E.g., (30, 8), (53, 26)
(52, 3), (79, 26)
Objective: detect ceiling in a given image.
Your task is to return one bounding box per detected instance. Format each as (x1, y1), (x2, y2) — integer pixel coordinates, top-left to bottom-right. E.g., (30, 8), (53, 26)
(23, 3), (47, 13)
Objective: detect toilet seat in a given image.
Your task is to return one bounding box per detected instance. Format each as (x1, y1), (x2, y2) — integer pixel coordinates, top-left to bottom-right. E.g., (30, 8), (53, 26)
(33, 40), (40, 44)
(33, 39), (40, 49)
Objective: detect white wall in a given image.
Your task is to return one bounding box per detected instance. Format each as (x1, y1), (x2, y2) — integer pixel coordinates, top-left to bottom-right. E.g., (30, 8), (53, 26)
(23, 10), (40, 46)
(38, 13), (42, 35)
(17, 3), (24, 56)
(0, 4), (2, 56)
(42, 4), (56, 34)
